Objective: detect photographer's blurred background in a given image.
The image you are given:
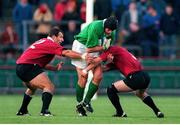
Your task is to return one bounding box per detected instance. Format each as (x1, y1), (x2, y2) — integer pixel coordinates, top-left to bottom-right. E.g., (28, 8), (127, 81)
(0, 0), (180, 94)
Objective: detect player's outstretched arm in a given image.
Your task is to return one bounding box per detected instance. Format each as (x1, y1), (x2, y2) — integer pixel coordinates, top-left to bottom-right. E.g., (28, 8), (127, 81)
(82, 57), (102, 76)
(62, 50), (89, 60)
(86, 38), (112, 53)
(86, 46), (104, 53)
(45, 62), (64, 71)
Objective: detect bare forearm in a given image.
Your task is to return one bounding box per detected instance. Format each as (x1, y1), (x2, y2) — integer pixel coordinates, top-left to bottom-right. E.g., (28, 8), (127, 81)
(62, 50), (82, 59)
(103, 65), (111, 72)
(85, 63), (97, 72)
(84, 57), (102, 72)
(87, 46), (104, 53)
(45, 64), (57, 71)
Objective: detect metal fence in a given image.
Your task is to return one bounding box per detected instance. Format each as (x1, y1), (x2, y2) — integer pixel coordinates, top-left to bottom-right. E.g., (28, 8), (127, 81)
(0, 21), (180, 95)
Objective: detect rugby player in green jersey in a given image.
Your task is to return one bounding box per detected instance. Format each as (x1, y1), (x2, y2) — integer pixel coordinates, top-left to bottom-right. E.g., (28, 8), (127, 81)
(71, 17), (118, 116)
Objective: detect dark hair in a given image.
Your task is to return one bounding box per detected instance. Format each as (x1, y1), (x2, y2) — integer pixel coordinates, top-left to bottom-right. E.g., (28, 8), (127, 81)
(166, 4), (173, 8)
(104, 16), (118, 31)
(49, 26), (61, 37)
(147, 4), (156, 11)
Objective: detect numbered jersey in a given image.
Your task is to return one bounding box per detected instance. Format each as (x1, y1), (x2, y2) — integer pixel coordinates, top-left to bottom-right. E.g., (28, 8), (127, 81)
(100, 46), (143, 77)
(16, 37), (63, 67)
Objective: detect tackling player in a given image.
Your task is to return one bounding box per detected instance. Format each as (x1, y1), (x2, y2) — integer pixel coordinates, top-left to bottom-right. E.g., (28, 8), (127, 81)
(71, 17), (118, 116)
(16, 27), (90, 116)
(82, 46), (164, 118)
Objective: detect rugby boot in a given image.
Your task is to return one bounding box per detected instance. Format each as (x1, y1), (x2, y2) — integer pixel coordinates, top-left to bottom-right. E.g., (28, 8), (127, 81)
(76, 103), (87, 116)
(83, 102), (94, 113)
(112, 112), (127, 117)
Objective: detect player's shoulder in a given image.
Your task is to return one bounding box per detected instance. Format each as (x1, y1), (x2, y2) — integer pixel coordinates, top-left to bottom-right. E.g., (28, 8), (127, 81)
(41, 38), (60, 47)
(37, 38), (51, 44)
(90, 20), (103, 27)
(110, 45), (121, 50)
(109, 46), (127, 53)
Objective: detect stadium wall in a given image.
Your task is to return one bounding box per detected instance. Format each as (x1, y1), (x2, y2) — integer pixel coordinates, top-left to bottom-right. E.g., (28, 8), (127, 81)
(0, 58), (180, 95)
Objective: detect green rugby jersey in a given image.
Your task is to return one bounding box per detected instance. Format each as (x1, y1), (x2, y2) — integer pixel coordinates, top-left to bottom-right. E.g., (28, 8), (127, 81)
(74, 20), (115, 48)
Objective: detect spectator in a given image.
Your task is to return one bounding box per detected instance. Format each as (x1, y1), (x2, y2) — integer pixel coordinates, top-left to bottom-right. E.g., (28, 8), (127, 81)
(54, 0), (67, 22)
(43, 0), (56, 11)
(150, 0), (166, 15)
(64, 20), (79, 45)
(137, 0), (149, 16)
(120, 1), (143, 45)
(0, 23), (18, 60)
(80, 0), (86, 22)
(94, 0), (112, 20)
(141, 5), (161, 57)
(160, 4), (179, 59)
(28, 0), (40, 6)
(111, 0), (131, 10)
(173, 0), (180, 25)
(33, 3), (53, 39)
(0, 0), (2, 19)
(111, 0), (121, 12)
(113, 4), (126, 24)
(12, 0), (33, 43)
(62, 0), (79, 21)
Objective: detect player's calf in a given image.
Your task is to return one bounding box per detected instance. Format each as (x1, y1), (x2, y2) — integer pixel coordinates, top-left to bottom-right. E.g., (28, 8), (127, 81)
(40, 91), (53, 116)
(16, 93), (32, 116)
(107, 85), (125, 116)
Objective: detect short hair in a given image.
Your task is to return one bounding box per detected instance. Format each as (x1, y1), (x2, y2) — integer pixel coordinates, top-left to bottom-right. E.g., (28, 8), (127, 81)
(166, 4), (173, 8)
(147, 4), (156, 11)
(104, 16), (118, 31)
(49, 26), (61, 37)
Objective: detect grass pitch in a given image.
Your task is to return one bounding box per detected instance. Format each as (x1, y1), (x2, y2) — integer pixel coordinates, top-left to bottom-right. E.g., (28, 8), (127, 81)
(0, 95), (179, 124)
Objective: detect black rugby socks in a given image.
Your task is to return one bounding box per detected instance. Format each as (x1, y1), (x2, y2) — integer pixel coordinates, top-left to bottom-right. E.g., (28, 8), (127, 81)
(41, 92), (53, 113)
(107, 85), (124, 115)
(143, 96), (160, 114)
(19, 93), (32, 112)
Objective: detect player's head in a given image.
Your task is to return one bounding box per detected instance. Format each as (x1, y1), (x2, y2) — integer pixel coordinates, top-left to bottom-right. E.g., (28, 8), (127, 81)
(147, 5), (157, 15)
(104, 17), (118, 35)
(49, 26), (64, 44)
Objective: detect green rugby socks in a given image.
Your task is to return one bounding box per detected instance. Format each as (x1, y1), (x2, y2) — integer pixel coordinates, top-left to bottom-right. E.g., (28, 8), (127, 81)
(84, 82), (98, 103)
(76, 83), (85, 103)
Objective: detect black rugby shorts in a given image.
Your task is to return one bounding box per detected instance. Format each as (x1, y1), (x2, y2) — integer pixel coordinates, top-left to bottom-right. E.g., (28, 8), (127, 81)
(123, 71), (150, 90)
(16, 64), (44, 82)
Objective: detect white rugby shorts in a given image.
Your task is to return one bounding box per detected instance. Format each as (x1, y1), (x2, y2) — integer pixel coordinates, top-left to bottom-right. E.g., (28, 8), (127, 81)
(71, 40), (100, 69)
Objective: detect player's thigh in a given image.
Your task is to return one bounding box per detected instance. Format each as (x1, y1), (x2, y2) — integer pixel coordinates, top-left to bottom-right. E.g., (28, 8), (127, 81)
(16, 64), (44, 83)
(134, 89), (148, 99)
(123, 71), (150, 90)
(92, 64), (102, 84)
(29, 72), (54, 91)
(71, 40), (87, 69)
(113, 80), (133, 92)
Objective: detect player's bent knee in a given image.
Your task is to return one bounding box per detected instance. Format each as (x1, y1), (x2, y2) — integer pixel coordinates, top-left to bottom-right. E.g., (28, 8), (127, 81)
(93, 75), (102, 84)
(78, 77), (87, 87)
(135, 92), (142, 98)
(135, 90), (147, 99)
(107, 85), (119, 94)
(44, 83), (55, 93)
(26, 88), (36, 95)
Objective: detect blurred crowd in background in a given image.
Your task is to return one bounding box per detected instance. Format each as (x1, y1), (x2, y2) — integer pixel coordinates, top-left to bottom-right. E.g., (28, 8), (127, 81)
(0, 0), (180, 61)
